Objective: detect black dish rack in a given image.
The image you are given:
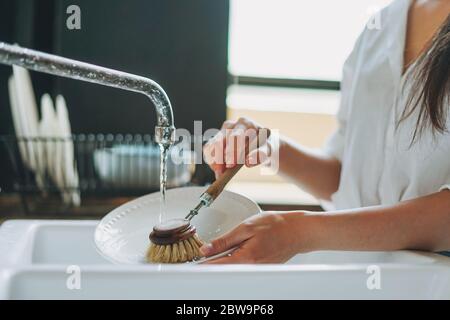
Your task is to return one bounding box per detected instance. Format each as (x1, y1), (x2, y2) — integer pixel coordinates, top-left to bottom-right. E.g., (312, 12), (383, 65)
(0, 134), (202, 215)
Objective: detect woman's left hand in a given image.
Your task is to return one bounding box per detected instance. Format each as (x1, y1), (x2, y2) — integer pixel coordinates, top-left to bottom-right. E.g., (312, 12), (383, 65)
(200, 211), (319, 264)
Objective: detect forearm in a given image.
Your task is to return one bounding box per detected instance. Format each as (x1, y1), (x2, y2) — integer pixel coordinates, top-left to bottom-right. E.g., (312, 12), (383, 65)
(302, 190), (450, 252)
(278, 136), (341, 201)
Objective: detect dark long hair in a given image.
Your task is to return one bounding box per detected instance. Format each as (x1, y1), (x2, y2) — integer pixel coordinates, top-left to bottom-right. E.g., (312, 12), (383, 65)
(401, 14), (450, 143)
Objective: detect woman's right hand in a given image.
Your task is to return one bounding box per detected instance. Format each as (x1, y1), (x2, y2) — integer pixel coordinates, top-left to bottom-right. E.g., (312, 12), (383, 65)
(203, 117), (271, 179)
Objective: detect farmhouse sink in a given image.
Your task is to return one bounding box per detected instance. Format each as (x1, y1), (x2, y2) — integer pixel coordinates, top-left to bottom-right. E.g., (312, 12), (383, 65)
(0, 220), (449, 299)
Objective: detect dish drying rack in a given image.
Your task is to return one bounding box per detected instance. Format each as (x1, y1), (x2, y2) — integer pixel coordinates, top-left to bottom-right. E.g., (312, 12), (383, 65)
(1, 134), (195, 215)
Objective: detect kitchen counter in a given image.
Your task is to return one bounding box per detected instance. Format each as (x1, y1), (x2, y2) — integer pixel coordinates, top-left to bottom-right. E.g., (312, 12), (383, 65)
(0, 185), (323, 222)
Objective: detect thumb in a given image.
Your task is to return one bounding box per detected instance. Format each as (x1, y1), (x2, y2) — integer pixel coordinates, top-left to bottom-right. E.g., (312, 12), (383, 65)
(200, 224), (252, 257)
(211, 163), (225, 179)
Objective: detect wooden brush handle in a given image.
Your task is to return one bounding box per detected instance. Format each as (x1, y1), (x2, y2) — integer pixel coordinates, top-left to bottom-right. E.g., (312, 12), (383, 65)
(205, 164), (243, 201)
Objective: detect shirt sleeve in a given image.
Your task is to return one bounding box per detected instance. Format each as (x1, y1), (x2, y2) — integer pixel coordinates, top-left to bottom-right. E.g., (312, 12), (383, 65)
(322, 30), (366, 161)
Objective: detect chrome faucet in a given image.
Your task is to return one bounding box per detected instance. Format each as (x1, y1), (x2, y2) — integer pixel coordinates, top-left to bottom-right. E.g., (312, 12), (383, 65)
(0, 42), (175, 146)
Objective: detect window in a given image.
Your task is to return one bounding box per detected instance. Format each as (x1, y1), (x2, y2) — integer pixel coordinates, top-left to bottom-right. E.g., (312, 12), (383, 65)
(227, 1), (392, 205)
(229, 0), (392, 82)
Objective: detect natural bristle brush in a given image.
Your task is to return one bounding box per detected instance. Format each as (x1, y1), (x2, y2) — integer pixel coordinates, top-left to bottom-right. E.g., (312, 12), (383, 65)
(146, 164), (243, 263)
(147, 218), (204, 263)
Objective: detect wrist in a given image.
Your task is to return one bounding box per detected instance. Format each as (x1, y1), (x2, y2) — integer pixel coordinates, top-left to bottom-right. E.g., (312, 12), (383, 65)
(284, 211), (329, 253)
(277, 135), (289, 159)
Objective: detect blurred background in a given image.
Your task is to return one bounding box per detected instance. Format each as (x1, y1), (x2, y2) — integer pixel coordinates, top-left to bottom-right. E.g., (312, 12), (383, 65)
(0, 0), (391, 218)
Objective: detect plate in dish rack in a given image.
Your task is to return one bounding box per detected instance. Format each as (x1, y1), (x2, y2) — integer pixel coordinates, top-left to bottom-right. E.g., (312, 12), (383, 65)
(95, 186), (261, 264)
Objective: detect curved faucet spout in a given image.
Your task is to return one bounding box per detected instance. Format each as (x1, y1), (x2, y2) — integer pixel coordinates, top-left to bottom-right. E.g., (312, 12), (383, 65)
(0, 42), (175, 146)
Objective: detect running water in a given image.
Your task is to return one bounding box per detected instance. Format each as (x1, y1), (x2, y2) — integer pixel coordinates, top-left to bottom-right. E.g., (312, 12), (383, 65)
(158, 144), (170, 223)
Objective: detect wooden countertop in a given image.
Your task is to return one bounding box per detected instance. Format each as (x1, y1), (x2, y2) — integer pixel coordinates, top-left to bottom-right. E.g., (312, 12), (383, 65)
(0, 183), (322, 221)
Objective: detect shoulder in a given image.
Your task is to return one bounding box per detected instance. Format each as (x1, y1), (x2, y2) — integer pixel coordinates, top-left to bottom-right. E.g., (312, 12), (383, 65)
(342, 0), (410, 80)
(348, 0), (409, 60)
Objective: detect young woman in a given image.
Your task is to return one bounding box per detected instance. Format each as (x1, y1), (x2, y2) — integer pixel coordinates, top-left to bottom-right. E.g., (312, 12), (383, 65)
(200, 0), (450, 263)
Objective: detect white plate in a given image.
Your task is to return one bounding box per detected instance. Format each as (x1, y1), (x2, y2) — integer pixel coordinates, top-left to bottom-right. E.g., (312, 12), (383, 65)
(8, 77), (27, 160)
(11, 67), (46, 189)
(95, 186), (261, 264)
(55, 95), (80, 206)
(40, 94), (59, 188)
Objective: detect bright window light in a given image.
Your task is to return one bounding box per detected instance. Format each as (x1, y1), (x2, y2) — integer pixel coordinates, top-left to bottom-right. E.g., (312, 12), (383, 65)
(229, 0), (392, 81)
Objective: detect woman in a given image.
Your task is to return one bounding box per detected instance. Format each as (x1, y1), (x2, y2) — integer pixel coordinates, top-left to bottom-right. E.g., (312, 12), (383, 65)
(200, 0), (450, 263)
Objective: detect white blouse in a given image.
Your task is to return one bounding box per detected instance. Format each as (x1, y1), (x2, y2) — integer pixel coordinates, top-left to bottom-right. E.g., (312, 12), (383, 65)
(323, 0), (450, 210)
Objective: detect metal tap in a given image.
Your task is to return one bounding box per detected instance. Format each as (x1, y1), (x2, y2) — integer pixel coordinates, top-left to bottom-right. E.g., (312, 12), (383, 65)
(0, 42), (175, 146)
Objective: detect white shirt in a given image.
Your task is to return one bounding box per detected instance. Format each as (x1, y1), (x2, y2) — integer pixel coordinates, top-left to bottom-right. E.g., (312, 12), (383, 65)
(323, 0), (450, 210)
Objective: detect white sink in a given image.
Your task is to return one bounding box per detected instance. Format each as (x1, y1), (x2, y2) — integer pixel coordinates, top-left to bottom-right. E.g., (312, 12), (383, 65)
(0, 220), (449, 299)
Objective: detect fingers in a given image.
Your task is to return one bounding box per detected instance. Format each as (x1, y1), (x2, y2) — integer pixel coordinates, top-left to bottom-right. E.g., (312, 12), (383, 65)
(245, 141), (272, 168)
(221, 119), (235, 130)
(200, 224), (253, 257)
(224, 122), (270, 169)
(203, 118), (270, 178)
(224, 123), (254, 168)
(203, 120), (234, 171)
(202, 248), (250, 264)
(202, 240), (265, 264)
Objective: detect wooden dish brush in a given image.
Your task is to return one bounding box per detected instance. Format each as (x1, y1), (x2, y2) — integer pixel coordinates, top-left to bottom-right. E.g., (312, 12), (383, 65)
(146, 164), (243, 263)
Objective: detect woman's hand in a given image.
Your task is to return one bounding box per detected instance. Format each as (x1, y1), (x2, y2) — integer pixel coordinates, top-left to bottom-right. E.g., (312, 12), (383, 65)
(200, 211), (320, 264)
(200, 190), (450, 262)
(203, 117), (272, 179)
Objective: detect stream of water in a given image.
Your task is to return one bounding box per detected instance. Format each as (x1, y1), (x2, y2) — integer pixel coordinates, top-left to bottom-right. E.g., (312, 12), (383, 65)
(158, 144), (170, 223)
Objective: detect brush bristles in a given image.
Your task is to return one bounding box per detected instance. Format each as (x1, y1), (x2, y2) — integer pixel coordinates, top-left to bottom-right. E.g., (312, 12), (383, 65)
(146, 234), (204, 263)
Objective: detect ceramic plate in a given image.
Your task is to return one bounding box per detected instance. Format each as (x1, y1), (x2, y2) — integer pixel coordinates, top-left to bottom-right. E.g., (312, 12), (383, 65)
(95, 186), (261, 264)
(55, 95), (80, 206)
(12, 67), (46, 189)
